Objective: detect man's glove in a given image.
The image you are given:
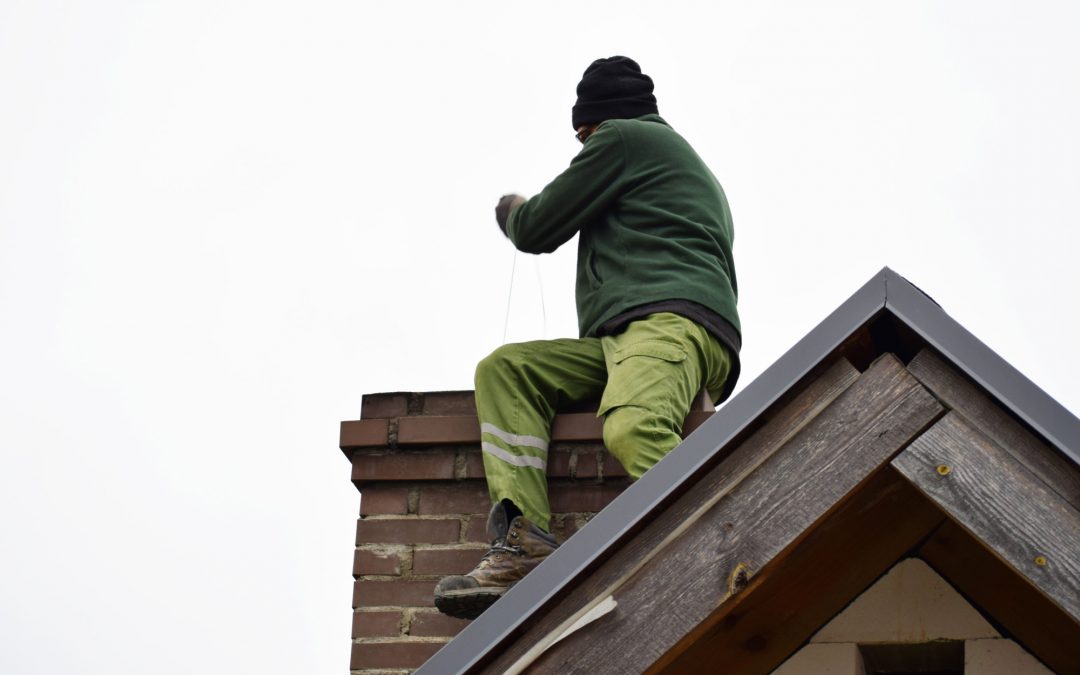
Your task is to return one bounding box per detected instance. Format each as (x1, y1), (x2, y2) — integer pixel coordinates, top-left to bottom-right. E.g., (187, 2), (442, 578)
(495, 194), (526, 235)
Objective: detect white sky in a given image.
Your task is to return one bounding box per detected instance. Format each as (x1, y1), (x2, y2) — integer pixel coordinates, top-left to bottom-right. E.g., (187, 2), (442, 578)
(1, 2), (1078, 673)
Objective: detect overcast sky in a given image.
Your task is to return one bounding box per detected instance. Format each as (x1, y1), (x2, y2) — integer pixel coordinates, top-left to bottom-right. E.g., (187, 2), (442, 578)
(2, 1), (1078, 673)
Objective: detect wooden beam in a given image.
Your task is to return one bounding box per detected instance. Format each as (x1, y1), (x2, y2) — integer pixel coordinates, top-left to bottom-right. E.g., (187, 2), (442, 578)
(907, 348), (1080, 509)
(893, 412), (1080, 622)
(488, 354), (943, 675)
(657, 469), (945, 674)
(479, 357), (862, 674)
(920, 519), (1080, 675)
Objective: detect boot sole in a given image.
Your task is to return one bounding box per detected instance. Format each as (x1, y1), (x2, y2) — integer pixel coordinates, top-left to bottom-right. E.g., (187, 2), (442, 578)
(434, 587), (507, 620)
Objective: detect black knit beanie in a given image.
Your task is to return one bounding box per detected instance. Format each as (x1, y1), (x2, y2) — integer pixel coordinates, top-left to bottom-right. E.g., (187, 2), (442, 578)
(572, 56), (658, 129)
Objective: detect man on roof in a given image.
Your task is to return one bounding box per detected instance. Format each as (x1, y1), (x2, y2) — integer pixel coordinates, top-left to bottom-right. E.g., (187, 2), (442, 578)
(434, 56), (741, 620)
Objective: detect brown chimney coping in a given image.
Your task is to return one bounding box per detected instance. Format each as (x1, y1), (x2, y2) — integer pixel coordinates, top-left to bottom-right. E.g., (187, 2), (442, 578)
(358, 390), (635, 420)
(341, 410), (714, 451)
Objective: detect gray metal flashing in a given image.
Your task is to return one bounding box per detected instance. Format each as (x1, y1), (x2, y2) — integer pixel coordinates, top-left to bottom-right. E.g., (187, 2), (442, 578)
(415, 267), (1080, 674)
(883, 270), (1080, 463)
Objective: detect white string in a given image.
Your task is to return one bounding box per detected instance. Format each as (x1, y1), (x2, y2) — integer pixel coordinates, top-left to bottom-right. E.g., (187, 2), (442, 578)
(533, 257), (547, 338)
(502, 248), (518, 344)
(502, 249), (549, 343)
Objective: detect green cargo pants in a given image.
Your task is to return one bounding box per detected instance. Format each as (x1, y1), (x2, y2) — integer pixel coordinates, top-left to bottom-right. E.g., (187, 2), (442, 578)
(475, 312), (732, 531)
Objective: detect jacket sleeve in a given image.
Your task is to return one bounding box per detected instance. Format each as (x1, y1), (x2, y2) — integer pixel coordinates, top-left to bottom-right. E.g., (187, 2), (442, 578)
(505, 123), (627, 254)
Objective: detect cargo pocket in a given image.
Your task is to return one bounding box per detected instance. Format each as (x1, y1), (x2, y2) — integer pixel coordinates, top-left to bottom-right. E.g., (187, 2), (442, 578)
(598, 339), (689, 417)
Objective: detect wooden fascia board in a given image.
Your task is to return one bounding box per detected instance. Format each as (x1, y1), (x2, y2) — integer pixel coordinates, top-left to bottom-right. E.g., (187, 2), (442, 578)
(656, 468), (946, 674)
(907, 348), (1080, 509)
(492, 354), (944, 674)
(892, 412), (1080, 623)
(476, 356), (861, 673)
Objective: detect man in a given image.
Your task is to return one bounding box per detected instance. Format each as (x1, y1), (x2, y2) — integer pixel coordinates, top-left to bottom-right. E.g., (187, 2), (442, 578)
(434, 56), (740, 620)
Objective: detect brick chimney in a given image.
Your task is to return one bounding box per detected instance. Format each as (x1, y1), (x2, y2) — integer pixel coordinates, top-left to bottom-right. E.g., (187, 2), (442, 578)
(339, 390), (714, 673)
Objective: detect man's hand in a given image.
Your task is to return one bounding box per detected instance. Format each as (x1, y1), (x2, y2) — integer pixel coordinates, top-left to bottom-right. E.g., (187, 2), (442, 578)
(495, 194), (527, 235)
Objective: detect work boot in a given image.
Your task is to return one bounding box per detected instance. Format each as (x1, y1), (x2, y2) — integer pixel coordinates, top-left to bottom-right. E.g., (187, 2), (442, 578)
(434, 501), (559, 620)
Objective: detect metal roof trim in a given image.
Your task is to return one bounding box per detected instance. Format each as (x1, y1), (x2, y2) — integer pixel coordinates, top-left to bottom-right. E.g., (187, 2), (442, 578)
(883, 269), (1079, 464)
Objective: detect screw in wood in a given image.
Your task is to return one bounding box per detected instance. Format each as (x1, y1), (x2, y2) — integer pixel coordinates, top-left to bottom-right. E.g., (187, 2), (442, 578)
(936, 464), (951, 476)
(1034, 555), (1048, 567)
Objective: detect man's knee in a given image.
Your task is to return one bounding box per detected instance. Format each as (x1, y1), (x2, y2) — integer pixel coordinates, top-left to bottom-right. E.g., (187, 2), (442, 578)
(602, 406), (680, 479)
(602, 407), (638, 464)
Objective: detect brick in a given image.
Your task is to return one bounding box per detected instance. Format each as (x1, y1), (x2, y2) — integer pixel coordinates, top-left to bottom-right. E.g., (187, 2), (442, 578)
(417, 483), (491, 515)
(811, 558), (998, 643)
(410, 610), (472, 638)
(356, 518), (460, 545)
(340, 419), (389, 449)
(461, 452), (485, 479)
(351, 451), (457, 483)
(547, 450), (574, 478)
(572, 451), (600, 479)
(548, 481), (628, 513)
(464, 515), (490, 543)
(352, 610), (402, 638)
(354, 549), (404, 576)
(602, 451), (628, 478)
(359, 486), (410, 515)
(353, 580), (437, 608)
(551, 514), (586, 542)
(773, 643), (864, 675)
(965, 638), (1052, 675)
(360, 392), (409, 419)
(397, 416), (479, 445)
(412, 547), (487, 576)
(350, 641), (445, 670)
(420, 391), (477, 416)
(551, 412), (603, 441)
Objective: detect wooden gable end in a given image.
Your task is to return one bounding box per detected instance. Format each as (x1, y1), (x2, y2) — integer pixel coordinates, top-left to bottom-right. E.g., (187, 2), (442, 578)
(476, 349), (1080, 675)
(412, 270), (1080, 675)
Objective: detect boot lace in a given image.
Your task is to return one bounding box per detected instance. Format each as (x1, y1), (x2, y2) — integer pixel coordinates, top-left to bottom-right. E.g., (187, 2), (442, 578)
(479, 537), (523, 565)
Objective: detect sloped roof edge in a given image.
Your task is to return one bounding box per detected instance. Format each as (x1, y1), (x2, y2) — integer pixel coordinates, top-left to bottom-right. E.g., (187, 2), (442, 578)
(416, 267), (1079, 675)
(883, 269), (1078, 460)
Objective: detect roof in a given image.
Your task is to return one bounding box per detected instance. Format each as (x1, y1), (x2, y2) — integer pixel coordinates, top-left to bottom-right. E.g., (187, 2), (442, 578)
(416, 267), (1080, 674)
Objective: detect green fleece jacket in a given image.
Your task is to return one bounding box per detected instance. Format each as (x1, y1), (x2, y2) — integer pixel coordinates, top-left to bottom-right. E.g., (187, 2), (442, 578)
(506, 114), (740, 345)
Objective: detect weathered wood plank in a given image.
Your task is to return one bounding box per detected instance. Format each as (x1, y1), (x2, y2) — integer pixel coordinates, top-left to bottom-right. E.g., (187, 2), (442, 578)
(494, 354), (944, 675)
(920, 520), (1080, 675)
(480, 357), (863, 674)
(893, 412), (1080, 622)
(657, 470), (946, 674)
(907, 348), (1080, 509)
